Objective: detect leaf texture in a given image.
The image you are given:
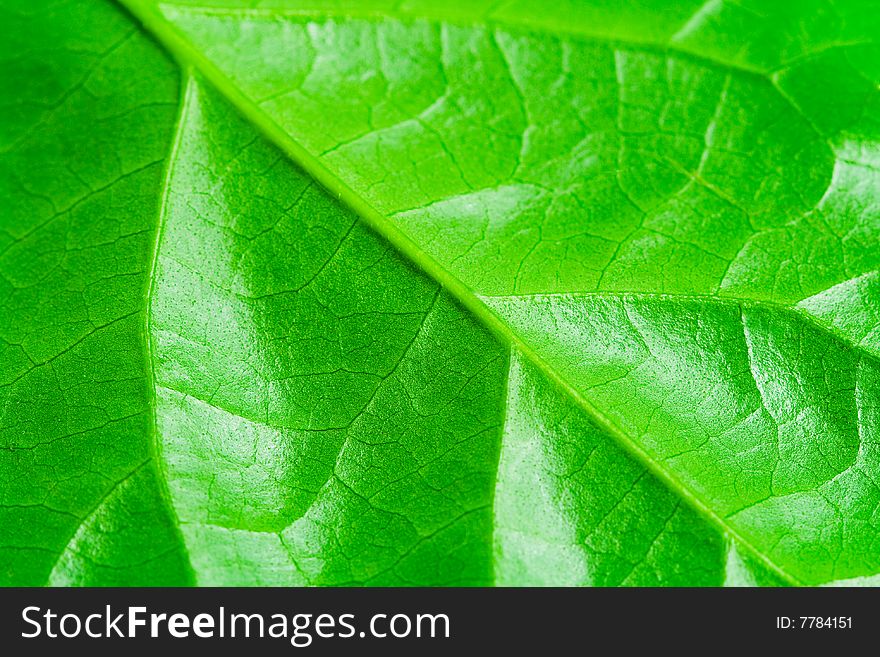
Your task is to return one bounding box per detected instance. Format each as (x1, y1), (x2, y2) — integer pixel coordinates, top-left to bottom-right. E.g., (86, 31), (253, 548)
(0, 0), (192, 585)
(2, 0), (879, 586)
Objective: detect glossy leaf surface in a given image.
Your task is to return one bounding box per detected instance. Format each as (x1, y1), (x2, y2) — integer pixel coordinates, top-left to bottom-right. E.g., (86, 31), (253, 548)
(2, 0), (879, 586)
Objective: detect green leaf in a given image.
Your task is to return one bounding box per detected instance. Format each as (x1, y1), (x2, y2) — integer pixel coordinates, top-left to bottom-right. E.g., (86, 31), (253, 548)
(0, 0), (191, 585)
(2, 0), (879, 586)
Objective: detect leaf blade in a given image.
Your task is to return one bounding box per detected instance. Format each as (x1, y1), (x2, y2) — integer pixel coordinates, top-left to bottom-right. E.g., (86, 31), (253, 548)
(4, 0), (878, 586)
(0, 0), (192, 585)
(138, 0), (880, 584)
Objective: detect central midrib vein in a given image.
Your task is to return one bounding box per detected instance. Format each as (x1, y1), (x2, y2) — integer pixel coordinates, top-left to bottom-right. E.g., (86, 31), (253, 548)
(120, 0), (804, 586)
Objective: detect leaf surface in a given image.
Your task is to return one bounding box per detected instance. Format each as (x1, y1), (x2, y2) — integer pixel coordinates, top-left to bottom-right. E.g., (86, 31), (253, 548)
(0, 0), (190, 585)
(2, 0), (879, 585)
